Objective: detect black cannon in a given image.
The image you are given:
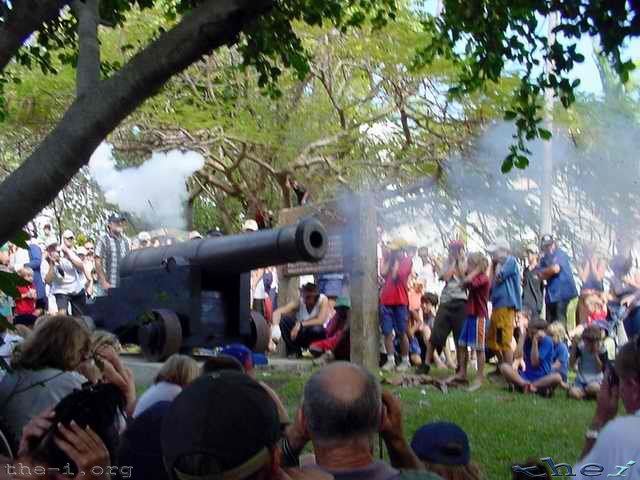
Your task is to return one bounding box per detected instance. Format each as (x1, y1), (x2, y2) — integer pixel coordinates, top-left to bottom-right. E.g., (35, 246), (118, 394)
(84, 218), (327, 361)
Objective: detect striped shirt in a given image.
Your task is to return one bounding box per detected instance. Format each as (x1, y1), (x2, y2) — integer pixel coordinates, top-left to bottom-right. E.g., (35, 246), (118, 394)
(95, 232), (130, 288)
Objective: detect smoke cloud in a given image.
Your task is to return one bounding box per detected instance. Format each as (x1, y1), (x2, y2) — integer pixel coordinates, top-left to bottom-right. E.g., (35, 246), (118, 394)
(89, 143), (204, 230)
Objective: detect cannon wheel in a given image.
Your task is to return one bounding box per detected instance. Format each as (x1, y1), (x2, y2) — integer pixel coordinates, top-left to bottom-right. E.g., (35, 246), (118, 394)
(249, 311), (270, 353)
(138, 309), (182, 362)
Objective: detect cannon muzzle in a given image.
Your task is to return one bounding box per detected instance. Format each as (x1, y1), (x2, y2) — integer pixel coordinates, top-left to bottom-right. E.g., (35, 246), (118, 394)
(120, 218), (327, 277)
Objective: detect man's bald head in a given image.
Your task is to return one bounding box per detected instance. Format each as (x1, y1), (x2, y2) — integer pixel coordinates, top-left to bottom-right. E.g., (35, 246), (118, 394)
(303, 362), (381, 445)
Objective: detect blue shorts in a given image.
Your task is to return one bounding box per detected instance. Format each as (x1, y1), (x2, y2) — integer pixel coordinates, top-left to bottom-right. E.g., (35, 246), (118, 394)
(409, 336), (421, 355)
(380, 305), (409, 336)
(458, 315), (486, 351)
(520, 369), (545, 383)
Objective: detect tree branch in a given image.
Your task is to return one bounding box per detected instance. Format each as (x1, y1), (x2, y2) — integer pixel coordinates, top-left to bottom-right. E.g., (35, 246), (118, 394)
(0, 0), (71, 72)
(0, 0), (275, 243)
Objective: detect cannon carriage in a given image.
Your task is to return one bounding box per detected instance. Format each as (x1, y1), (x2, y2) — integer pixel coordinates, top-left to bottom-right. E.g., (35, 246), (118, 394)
(84, 219), (327, 361)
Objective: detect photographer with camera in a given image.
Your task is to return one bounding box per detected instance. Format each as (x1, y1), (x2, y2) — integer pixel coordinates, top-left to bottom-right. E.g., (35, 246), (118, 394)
(282, 362), (441, 479)
(44, 232), (86, 316)
(429, 240), (467, 374)
(573, 337), (640, 479)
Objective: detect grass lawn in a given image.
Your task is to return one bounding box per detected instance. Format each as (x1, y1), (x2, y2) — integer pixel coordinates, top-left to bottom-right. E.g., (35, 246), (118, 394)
(255, 367), (596, 480)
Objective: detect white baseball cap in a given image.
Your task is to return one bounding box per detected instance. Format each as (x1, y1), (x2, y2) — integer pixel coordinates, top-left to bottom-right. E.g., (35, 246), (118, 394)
(242, 219), (259, 232)
(138, 231), (151, 242)
(45, 238), (59, 249)
(62, 229), (75, 239)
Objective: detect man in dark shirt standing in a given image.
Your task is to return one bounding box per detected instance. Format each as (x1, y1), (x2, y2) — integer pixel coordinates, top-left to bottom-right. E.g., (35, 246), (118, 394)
(537, 235), (578, 326)
(522, 244), (544, 320)
(95, 213), (130, 296)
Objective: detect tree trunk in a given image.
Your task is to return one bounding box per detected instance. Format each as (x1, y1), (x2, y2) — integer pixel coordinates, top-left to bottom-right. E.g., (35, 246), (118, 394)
(0, 0), (274, 244)
(73, 0), (101, 97)
(0, 0), (70, 72)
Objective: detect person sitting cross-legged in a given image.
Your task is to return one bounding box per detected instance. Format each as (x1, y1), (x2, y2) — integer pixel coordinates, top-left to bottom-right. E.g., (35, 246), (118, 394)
(499, 318), (563, 395)
(281, 361), (442, 479)
(568, 325), (607, 400)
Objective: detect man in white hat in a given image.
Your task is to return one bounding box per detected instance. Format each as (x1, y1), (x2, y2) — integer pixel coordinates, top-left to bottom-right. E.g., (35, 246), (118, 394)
(486, 238), (522, 368)
(137, 231), (152, 249)
(243, 219), (259, 232)
(44, 235), (87, 315)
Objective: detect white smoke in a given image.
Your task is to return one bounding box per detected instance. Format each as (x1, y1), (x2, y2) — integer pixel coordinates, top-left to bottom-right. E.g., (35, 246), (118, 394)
(89, 143), (205, 230)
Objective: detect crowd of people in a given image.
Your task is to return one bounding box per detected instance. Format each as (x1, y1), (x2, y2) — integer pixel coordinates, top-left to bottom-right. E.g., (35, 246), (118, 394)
(0, 312), (638, 480)
(2, 213), (640, 479)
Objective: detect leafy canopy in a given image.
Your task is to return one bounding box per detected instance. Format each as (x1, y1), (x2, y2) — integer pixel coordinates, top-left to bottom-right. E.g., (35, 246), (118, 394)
(414, 0), (639, 171)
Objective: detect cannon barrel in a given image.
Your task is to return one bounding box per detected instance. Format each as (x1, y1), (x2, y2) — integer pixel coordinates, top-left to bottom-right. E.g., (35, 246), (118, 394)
(120, 217), (327, 277)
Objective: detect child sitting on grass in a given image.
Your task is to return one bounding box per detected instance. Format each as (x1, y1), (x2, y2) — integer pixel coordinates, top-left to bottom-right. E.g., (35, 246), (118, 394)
(547, 322), (570, 389)
(454, 252), (490, 390)
(568, 324), (606, 400)
(500, 318), (563, 396)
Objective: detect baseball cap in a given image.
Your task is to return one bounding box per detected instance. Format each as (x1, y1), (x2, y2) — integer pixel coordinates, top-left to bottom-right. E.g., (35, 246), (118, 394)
(138, 231), (151, 242)
(76, 247), (87, 256)
(62, 229), (75, 239)
(242, 219), (259, 232)
(162, 372), (281, 480)
(411, 422), (470, 466)
(335, 296), (351, 309)
(487, 237), (510, 253)
(45, 238), (59, 249)
(220, 344), (254, 369)
(108, 213), (126, 223)
(188, 231), (203, 240)
(540, 234), (554, 248)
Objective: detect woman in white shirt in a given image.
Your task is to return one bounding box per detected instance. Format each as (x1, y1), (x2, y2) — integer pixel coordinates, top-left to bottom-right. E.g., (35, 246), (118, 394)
(133, 354), (200, 417)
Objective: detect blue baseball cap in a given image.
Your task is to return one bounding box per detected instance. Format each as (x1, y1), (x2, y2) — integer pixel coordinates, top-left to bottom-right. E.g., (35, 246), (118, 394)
(220, 343), (254, 368)
(411, 422), (470, 466)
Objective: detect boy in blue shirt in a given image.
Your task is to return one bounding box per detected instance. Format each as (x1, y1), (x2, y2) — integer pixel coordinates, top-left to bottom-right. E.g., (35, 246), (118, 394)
(547, 321), (570, 390)
(500, 318), (563, 395)
(487, 238), (522, 366)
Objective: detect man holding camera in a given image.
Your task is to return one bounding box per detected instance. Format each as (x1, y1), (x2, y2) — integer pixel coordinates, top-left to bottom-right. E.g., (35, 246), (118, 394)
(573, 339), (640, 479)
(43, 232), (87, 316)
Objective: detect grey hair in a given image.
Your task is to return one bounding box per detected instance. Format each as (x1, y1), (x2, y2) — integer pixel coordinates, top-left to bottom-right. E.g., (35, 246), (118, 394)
(303, 364), (381, 444)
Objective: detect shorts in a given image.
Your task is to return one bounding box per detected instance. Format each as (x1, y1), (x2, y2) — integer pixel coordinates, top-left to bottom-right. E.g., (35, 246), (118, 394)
(409, 336), (421, 355)
(546, 299), (574, 325)
(431, 299), (466, 350)
(379, 305), (409, 336)
(458, 315), (486, 351)
(487, 307), (516, 352)
(520, 369), (545, 383)
(54, 290), (87, 316)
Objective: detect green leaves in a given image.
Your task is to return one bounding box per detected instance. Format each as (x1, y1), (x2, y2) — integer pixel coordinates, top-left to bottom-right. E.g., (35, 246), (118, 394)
(0, 270), (30, 299)
(414, 0), (638, 170)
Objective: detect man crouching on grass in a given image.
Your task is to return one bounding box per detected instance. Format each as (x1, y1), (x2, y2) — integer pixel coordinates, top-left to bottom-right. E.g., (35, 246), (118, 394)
(499, 318), (563, 396)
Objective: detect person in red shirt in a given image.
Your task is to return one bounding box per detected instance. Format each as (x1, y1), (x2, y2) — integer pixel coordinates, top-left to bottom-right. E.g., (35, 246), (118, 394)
(456, 252), (490, 390)
(14, 266), (38, 327)
(380, 240), (414, 372)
